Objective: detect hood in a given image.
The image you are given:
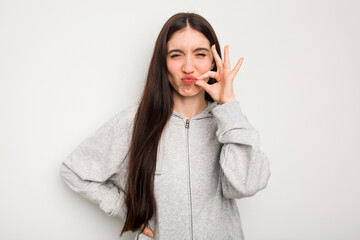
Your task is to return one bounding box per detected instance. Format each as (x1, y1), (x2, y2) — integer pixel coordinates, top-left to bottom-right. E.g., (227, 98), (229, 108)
(171, 101), (219, 120)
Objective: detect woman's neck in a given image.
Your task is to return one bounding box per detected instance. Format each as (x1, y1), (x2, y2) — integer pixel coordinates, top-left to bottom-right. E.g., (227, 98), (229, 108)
(172, 91), (208, 119)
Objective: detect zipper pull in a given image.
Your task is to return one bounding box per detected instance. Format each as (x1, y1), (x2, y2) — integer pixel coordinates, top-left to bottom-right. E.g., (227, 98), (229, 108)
(185, 119), (189, 128)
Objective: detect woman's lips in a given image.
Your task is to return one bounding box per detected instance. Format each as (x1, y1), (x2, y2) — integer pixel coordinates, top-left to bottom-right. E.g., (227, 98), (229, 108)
(182, 75), (197, 84)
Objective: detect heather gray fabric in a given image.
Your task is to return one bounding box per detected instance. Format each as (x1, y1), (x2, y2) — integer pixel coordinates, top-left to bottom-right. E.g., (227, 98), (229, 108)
(60, 100), (271, 240)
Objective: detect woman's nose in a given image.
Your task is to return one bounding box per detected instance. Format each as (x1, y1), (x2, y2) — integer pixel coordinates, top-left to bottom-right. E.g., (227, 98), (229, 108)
(182, 56), (194, 73)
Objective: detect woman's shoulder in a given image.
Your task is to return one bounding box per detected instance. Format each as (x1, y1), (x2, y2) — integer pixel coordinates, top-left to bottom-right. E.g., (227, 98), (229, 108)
(115, 103), (138, 121)
(108, 103), (139, 128)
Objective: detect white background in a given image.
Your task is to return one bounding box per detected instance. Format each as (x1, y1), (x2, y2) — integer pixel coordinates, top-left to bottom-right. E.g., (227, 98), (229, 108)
(1, 0), (359, 239)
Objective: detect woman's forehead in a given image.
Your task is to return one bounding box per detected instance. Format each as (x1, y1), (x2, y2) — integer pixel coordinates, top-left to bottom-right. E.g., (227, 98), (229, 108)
(167, 27), (210, 50)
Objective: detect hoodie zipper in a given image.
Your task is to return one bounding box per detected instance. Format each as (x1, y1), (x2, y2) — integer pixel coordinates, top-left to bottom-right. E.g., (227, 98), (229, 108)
(185, 118), (193, 239)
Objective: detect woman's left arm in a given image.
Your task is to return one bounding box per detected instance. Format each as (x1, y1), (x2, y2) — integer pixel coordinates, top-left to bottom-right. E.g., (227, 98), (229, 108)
(212, 100), (271, 199)
(195, 44), (270, 199)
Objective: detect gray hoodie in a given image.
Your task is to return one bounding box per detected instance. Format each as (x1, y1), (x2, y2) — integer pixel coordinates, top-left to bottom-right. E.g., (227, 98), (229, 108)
(60, 100), (271, 240)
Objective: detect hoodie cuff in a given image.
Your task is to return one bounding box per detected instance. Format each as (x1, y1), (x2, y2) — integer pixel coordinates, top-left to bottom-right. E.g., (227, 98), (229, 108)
(212, 101), (252, 134)
(99, 186), (121, 216)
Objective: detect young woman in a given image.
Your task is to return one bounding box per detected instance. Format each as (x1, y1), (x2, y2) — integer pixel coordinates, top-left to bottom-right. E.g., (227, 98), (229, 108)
(60, 12), (271, 239)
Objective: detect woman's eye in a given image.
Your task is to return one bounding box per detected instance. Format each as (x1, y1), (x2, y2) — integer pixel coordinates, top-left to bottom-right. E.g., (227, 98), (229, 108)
(170, 54), (180, 58)
(196, 53), (206, 57)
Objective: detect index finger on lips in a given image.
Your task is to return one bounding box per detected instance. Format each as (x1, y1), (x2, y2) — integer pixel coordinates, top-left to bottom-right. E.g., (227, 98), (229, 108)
(196, 70), (217, 81)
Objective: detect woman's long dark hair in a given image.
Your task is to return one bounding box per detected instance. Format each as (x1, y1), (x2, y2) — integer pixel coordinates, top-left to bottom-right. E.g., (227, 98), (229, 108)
(120, 12), (222, 236)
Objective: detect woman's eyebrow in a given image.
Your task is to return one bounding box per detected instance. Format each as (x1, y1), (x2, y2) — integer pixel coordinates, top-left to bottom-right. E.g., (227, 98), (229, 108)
(168, 47), (210, 54)
(194, 47), (210, 52)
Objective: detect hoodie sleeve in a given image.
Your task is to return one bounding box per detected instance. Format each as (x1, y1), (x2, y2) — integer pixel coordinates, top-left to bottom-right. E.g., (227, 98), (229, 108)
(212, 100), (271, 199)
(60, 107), (135, 219)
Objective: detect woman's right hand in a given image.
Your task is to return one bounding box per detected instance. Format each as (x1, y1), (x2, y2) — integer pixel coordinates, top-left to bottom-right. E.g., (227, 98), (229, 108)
(141, 224), (154, 238)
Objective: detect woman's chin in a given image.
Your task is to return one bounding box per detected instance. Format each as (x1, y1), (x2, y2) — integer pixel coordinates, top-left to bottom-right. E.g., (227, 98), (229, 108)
(177, 88), (204, 98)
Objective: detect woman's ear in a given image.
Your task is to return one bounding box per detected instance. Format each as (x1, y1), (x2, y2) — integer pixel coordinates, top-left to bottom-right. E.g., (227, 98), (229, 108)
(211, 61), (215, 70)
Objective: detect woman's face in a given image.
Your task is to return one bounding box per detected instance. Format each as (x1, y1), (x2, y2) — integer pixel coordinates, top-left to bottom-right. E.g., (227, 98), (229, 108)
(166, 26), (214, 98)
